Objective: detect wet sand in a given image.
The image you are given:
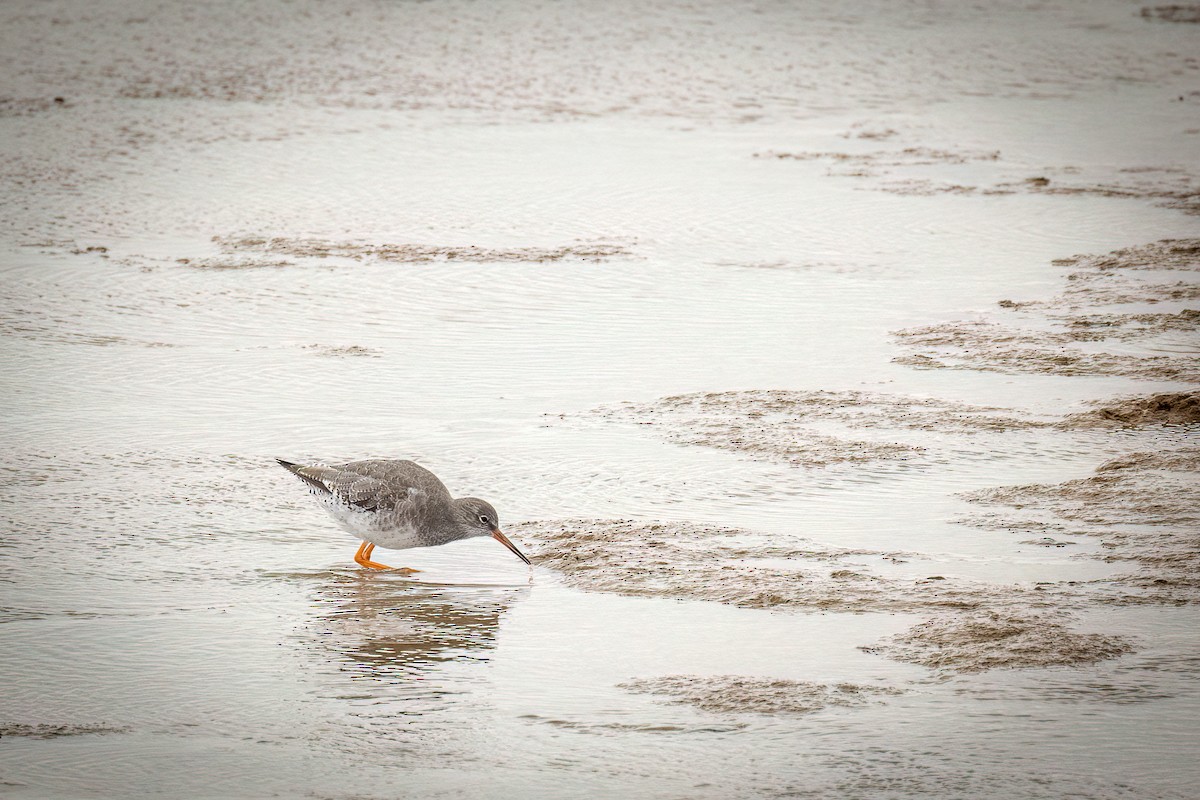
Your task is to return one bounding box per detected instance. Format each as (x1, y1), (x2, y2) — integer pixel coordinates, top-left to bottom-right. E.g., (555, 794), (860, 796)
(2, 1), (1199, 798)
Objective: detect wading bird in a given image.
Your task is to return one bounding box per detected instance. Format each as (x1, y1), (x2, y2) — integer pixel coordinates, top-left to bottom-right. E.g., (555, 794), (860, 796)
(277, 458), (530, 571)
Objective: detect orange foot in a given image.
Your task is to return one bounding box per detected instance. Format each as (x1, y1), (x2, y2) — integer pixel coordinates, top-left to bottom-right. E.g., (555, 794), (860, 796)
(353, 541), (420, 573)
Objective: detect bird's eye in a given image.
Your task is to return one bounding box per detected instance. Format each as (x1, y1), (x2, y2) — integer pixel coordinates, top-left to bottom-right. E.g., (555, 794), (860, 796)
(478, 514), (489, 524)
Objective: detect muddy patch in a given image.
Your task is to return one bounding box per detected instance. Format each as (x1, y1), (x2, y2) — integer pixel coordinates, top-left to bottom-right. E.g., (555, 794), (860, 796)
(759, 138), (1200, 214)
(619, 675), (902, 715)
(963, 447), (1200, 605)
(964, 680), (1174, 704)
(1060, 391), (1200, 429)
(997, 170), (1200, 216)
(862, 612), (1134, 673)
(1076, 176), (1200, 214)
(587, 390), (1050, 469)
(966, 449), (1199, 528)
(1051, 237), (1200, 276)
(176, 256), (294, 271)
(753, 146), (999, 179)
(0, 723), (130, 739)
(302, 344), (382, 358)
(1141, 5), (1200, 23)
(515, 518), (1069, 613)
(1051, 281), (1200, 308)
(1017, 536), (1078, 548)
(1047, 239), (1200, 309)
(894, 239), (1200, 380)
(875, 179), (982, 196)
(893, 322), (1200, 381)
(1057, 310), (1200, 340)
(215, 236), (632, 265)
(0, 96), (71, 117)
(0, 304), (178, 348)
(519, 714), (747, 734)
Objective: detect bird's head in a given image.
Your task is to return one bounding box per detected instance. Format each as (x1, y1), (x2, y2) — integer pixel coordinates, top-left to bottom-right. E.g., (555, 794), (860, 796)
(455, 497), (531, 565)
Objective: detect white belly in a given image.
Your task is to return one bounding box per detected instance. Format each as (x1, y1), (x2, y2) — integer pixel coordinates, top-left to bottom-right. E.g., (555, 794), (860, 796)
(321, 498), (425, 550)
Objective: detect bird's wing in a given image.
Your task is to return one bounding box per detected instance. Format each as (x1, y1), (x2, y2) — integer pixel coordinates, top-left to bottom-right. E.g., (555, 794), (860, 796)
(279, 459), (448, 513)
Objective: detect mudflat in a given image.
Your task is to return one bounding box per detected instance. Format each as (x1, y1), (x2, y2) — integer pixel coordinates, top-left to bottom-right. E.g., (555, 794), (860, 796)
(2, 2), (1198, 798)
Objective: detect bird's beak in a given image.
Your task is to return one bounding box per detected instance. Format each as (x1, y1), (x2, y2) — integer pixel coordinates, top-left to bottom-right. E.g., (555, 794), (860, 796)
(491, 527), (531, 566)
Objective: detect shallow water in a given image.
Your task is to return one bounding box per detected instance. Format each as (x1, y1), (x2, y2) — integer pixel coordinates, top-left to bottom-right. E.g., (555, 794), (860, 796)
(2, 1), (1199, 797)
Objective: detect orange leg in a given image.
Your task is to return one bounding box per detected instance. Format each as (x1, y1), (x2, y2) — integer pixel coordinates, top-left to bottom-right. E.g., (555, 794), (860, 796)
(353, 541), (419, 573)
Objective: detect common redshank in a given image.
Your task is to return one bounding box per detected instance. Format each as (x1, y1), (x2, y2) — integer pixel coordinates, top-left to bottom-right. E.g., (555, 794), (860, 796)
(277, 458), (531, 571)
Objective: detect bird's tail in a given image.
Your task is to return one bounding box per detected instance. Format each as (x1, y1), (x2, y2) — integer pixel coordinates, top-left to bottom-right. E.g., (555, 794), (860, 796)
(276, 458), (334, 494)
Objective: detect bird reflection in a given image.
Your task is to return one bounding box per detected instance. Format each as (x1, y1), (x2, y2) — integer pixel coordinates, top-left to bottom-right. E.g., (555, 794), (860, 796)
(309, 571), (526, 682)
